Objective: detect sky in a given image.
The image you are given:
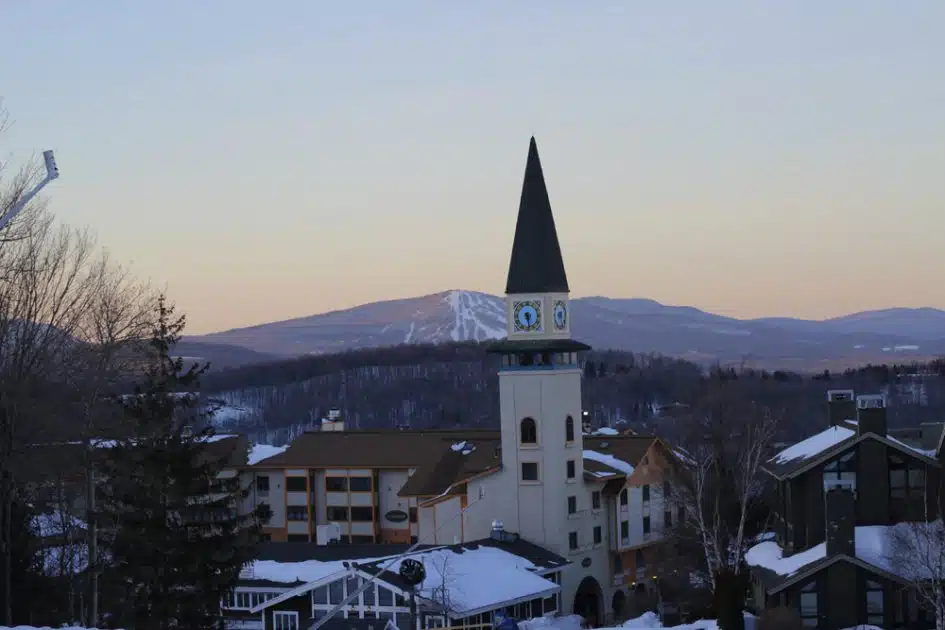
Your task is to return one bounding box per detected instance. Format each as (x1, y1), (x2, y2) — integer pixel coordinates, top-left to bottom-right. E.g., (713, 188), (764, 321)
(2, 1), (944, 334)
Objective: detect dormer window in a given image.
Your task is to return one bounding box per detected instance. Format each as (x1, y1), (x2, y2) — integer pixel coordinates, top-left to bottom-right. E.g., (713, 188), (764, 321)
(520, 417), (538, 445)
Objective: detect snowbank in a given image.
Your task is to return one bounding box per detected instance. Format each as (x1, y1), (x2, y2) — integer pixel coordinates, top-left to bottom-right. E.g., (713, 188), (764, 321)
(518, 610), (756, 630)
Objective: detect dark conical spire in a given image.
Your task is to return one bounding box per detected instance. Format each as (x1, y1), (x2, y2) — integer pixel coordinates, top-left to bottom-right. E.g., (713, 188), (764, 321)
(505, 137), (570, 295)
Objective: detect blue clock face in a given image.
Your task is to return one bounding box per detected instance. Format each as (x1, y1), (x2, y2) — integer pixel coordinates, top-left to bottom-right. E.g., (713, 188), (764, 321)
(553, 301), (567, 330)
(513, 301), (542, 332)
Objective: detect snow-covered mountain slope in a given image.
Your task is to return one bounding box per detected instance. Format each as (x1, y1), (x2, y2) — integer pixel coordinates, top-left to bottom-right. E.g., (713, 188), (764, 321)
(182, 290), (506, 358)
(180, 291), (945, 370)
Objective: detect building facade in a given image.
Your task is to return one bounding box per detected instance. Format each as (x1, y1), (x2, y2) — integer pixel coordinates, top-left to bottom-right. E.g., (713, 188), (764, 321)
(746, 389), (945, 630)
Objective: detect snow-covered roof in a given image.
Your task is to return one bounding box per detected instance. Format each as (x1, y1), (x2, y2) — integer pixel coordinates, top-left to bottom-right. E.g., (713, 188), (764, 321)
(246, 554), (390, 584)
(248, 444), (288, 465)
(746, 521), (945, 586)
(770, 426), (855, 466)
(364, 545), (559, 617)
(766, 424), (940, 479)
(583, 449), (635, 475)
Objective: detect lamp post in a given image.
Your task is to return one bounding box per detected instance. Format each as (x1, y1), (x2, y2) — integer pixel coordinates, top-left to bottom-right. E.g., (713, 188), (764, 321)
(0, 150), (60, 232)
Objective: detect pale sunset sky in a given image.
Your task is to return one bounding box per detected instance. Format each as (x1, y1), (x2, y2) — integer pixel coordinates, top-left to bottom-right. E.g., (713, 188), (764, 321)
(2, 1), (943, 334)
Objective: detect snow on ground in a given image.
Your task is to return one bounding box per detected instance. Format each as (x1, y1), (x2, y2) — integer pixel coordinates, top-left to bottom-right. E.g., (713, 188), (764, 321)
(583, 449), (635, 475)
(519, 611), (757, 630)
(31, 511), (87, 537)
(0, 627), (112, 630)
(770, 426), (854, 464)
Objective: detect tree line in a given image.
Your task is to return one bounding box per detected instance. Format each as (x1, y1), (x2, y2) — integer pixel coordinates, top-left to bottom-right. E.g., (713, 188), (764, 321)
(203, 338), (945, 445)
(0, 102), (266, 629)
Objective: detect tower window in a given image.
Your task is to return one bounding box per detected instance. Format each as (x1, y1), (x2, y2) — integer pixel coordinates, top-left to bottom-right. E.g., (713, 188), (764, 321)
(566, 460), (576, 480)
(567, 496), (577, 514)
(565, 416), (575, 443)
(521, 462), (539, 482)
(520, 417), (538, 445)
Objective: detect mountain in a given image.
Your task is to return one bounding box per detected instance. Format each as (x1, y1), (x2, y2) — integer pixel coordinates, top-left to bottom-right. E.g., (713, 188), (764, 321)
(183, 290), (945, 371)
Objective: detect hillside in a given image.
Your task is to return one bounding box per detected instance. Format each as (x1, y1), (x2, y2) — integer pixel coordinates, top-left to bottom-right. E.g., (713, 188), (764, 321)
(201, 341), (945, 446)
(182, 290), (945, 371)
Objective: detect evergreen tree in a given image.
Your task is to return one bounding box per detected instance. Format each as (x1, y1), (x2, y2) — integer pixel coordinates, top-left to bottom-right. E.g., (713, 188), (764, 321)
(0, 482), (47, 625)
(98, 296), (268, 630)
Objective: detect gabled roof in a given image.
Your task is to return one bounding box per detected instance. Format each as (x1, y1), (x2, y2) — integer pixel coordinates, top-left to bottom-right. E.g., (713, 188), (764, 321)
(251, 429), (501, 469)
(505, 137), (570, 295)
(398, 437), (502, 498)
(746, 522), (941, 594)
(763, 426), (940, 479)
(250, 536), (568, 618)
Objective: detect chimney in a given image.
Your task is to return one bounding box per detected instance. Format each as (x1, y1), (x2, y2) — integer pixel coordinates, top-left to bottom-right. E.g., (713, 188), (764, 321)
(824, 479), (856, 557)
(856, 394), (887, 437)
(826, 390), (856, 427)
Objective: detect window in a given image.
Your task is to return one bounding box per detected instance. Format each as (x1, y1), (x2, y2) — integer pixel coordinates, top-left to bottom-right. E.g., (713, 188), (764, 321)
(642, 484), (650, 502)
(799, 581), (818, 628)
(409, 507), (418, 523)
(643, 516), (651, 535)
(592, 491), (601, 510)
(664, 509), (673, 528)
(521, 417), (538, 444)
(286, 506), (308, 521)
(274, 611), (299, 630)
(566, 460), (576, 480)
(823, 451), (856, 490)
(635, 550), (645, 575)
(325, 477), (347, 492)
(620, 521), (629, 539)
(866, 579), (884, 626)
(663, 480), (671, 497)
(256, 476), (270, 492)
(286, 476), (307, 492)
(569, 531), (578, 550)
(287, 534), (309, 542)
(521, 462), (539, 482)
(620, 489), (628, 506)
(565, 416), (575, 442)
(567, 496), (577, 515)
(593, 526), (602, 545)
(890, 456), (926, 520)
(326, 506), (349, 521)
(350, 506), (373, 522)
(349, 477), (372, 492)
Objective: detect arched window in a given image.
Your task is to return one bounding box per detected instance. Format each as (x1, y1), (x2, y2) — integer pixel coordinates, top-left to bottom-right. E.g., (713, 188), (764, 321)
(520, 417), (537, 444)
(565, 415), (575, 443)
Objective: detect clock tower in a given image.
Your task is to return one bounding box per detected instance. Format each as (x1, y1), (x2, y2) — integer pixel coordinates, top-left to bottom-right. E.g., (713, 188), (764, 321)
(487, 137), (590, 554)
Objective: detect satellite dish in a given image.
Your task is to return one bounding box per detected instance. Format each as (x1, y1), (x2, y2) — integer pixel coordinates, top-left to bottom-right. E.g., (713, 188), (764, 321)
(399, 558), (426, 586)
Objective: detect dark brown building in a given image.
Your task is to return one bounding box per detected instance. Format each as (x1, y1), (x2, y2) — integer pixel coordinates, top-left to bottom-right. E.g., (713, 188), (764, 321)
(747, 389), (945, 629)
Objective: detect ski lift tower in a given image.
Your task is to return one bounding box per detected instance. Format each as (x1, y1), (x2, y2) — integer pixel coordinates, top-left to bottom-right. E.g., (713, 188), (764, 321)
(0, 150), (60, 232)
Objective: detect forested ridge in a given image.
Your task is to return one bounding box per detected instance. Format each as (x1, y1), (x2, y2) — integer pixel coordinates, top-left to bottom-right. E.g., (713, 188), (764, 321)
(200, 341), (945, 445)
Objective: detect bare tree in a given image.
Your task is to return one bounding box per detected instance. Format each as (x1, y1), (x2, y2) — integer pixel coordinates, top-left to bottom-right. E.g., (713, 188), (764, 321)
(888, 520), (945, 630)
(666, 377), (780, 630)
(426, 553), (458, 619)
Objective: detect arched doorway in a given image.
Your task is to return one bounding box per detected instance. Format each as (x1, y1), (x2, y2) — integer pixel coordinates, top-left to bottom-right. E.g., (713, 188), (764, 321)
(573, 576), (603, 627)
(612, 589), (627, 620)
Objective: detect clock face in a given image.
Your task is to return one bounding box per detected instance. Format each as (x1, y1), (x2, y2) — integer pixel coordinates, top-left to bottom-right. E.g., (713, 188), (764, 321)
(553, 300), (568, 331)
(513, 300), (542, 332)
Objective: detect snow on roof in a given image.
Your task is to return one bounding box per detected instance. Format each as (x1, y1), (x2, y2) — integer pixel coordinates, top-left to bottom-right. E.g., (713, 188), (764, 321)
(31, 511), (86, 537)
(770, 426), (855, 465)
(377, 546), (558, 616)
(248, 444), (288, 465)
(248, 557), (374, 584)
(888, 435), (937, 458)
(745, 521), (945, 582)
(583, 449), (635, 475)
(590, 427), (619, 436)
(0, 627), (113, 630)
